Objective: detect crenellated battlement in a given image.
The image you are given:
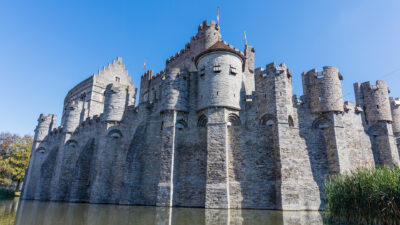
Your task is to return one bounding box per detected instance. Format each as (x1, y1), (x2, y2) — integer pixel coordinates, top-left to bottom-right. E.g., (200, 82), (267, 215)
(166, 20), (221, 67)
(255, 62), (291, 79)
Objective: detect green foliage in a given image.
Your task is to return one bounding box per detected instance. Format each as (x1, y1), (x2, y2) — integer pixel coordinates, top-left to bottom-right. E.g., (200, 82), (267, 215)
(325, 167), (400, 225)
(0, 188), (15, 199)
(0, 133), (32, 187)
(0, 160), (12, 184)
(5, 135), (32, 182)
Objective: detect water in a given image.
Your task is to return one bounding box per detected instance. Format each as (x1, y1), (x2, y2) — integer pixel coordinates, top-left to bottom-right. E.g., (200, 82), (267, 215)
(0, 199), (327, 225)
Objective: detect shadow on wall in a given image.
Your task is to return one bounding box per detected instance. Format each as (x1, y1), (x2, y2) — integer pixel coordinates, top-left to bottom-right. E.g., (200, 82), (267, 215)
(39, 146), (59, 200)
(69, 138), (96, 202)
(173, 123), (207, 207)
(120, 120), (161, 205)
(228, 113), (277, 209)
(298, 113), (330, 210)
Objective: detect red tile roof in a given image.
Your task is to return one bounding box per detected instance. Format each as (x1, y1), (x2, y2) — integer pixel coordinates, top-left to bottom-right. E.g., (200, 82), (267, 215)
(194, 41), (245, 68)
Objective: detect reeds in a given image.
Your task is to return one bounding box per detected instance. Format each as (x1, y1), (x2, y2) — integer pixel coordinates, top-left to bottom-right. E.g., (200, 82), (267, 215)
(325, 167), (400, 225)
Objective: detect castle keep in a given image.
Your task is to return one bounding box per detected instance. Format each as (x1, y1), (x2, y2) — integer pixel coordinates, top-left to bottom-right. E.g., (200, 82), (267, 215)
(22, 21), (400, 210)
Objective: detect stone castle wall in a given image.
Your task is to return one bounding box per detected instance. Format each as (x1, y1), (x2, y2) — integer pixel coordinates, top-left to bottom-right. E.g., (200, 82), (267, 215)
(22, 21), (400, 210)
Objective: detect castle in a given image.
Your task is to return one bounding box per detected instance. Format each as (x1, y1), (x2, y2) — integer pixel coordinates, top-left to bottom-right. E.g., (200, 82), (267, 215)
(22, 20), (400, 210)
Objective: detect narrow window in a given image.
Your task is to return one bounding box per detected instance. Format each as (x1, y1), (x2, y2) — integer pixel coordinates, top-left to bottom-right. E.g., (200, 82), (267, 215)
(213, 64), (221, 73)
(230, 65), (238, 75)
(377, 105), (380, 109)
(115, 77), (120, 82)
(288, 116), (294, 127)
(200, 67), (205, 77)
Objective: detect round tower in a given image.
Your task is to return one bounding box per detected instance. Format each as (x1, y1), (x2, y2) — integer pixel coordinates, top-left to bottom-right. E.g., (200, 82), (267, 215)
(361, 80), (392, 123)
(34, 114), (56, 142)
(195, 41), (245, 110)
(390, 97), (400, 136)
(161, 68), (189, 112)
(63, 101), (82, 133)
(308, 66), (344, 113)
(102, 84), (127, 122)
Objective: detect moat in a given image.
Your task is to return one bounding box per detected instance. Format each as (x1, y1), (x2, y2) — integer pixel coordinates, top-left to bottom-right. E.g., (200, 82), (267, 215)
(1, 199), (326, 225)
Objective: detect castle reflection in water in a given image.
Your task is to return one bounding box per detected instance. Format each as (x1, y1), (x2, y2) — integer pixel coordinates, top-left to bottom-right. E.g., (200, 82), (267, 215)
(10, 200), (324, 225)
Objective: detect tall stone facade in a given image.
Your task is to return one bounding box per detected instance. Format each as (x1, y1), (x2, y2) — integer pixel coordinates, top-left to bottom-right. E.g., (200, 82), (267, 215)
(22, 20), (400, 210)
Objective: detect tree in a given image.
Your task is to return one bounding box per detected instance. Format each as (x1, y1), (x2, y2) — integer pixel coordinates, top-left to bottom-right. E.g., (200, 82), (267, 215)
(0, 133), (33, 190)
(0, 132), (18, 159)
(5, 135), (33, 191)
(0, 158), (12, 184)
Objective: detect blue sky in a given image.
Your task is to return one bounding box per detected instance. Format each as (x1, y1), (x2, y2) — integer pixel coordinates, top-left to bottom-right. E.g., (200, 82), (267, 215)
(1, 0), (400, 135)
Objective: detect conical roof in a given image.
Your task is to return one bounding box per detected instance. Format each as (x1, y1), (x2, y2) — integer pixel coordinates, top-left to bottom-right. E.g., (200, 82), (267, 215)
(194, 41), (245, 67)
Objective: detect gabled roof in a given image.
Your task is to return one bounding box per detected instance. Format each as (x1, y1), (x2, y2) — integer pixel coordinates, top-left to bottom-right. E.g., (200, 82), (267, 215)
(194, 41), (246, 68)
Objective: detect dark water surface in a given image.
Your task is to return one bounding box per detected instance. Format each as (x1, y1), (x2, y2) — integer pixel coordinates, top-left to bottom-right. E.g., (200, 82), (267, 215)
(0, 199), (326, 225)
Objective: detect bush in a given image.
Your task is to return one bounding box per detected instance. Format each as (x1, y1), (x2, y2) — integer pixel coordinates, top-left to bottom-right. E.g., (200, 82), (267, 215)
(0, 187), (15, 199)
(325, 167), (400, 225)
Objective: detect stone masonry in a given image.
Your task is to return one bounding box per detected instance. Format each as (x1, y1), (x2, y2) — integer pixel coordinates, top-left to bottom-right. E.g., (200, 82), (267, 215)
(22, 20), (400, 210)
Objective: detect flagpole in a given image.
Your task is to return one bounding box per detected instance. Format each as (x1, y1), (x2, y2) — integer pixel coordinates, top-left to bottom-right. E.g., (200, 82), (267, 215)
(244, 31), (247, 46)
(217, 7), (219, 26)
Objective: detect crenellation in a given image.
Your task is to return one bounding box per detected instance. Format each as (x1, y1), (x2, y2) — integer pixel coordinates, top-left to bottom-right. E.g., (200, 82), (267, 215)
(23, 20), (400, 210)
(390, 97), (400, 136)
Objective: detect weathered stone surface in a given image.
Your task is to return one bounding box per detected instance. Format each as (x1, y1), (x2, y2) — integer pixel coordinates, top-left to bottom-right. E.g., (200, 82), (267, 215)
(22, 20), (400, 210)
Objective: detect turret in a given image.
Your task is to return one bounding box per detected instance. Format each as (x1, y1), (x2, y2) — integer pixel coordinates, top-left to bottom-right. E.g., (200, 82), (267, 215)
(195, 41), (245, 110)
(161, 68), (189, 112)
(62, 101), (82, 133)
(102, 83), (127, 122)
(255, 62), (293, 120)
(355, 80), (392, 123)
(166, 20), (221, 70)
(33, 114), (56, 143)
(390, 97), (400, 136)
(354, 80), (399, 166)
(303, 66), (344, 113)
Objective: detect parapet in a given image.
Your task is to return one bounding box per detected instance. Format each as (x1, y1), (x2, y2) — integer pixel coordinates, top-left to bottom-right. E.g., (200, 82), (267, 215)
(255, 62), (291, 80)
(390, 97), (400, 136)
(304, 66), (344, 113)
(356, 80), (392, 123)
(139, 70), (166, 104)
(166, 20), (221, 67)
(34, 114), (57, 142)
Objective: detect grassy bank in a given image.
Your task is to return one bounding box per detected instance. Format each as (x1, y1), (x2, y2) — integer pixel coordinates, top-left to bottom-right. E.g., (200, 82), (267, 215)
(325, 167), (400, 225)
(0, 188), (15, 199)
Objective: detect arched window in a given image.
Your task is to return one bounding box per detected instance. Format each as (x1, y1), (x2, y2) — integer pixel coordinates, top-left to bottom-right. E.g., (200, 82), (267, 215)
(260, 114), (275, 126)
(197, 115), (207, 127)
(65, 140), (78, 148)
(288, 116), (294, 127)
(37, 147), (46, 154)
(312, 116), (331, 129)
(228, 113), (241, 126)
(176, 119), (187, 130)
(108, 129), (123, 139)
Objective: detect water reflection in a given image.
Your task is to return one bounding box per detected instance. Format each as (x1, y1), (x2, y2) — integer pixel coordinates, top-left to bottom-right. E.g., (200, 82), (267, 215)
(0, 199), (326, 225)
(0, 198), (18, 225)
